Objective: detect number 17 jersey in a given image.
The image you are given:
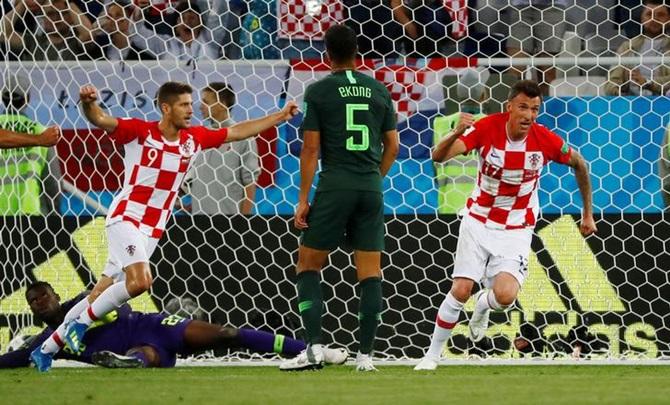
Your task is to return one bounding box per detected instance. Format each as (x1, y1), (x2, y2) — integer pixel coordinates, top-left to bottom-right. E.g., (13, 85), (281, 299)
(301, 69), (397, 193)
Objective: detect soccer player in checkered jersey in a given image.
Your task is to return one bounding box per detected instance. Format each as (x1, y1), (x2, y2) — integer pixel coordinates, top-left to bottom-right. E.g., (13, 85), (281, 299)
(29, 82), (298, 370)
(414, 80), (597, 370)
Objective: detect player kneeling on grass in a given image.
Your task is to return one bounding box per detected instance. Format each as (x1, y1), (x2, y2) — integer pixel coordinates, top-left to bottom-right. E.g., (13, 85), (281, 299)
(0, 282), (347, 370)
(414, 80), (597, 370)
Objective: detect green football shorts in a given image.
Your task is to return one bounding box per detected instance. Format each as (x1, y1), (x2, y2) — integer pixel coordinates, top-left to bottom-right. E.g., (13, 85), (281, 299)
(301, 190), (384, 251)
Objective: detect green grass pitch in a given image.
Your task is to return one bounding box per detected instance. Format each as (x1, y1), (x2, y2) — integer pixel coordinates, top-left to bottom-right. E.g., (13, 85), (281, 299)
(2, 365), (669, 404)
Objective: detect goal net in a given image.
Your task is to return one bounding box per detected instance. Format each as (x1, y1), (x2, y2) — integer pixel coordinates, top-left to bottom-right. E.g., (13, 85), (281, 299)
(0, 0), (668, 362)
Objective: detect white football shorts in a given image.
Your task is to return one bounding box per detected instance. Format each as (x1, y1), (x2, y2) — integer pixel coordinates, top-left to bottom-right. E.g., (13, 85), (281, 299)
(102, 220), (160, 282)
(452, 214), (533, 288)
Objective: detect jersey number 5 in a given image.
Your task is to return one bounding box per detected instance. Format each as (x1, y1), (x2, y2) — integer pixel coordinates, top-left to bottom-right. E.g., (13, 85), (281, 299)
(346, 103), (370, 151)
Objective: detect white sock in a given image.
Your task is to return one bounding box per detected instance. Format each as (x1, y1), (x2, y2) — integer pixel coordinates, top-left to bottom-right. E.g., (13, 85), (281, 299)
(39, 330), (64, 355)
(426, 292), (464, 359)
(40, 297), (91, 355)
(474, 290), (504, 316)
(77, 282), (131, 326)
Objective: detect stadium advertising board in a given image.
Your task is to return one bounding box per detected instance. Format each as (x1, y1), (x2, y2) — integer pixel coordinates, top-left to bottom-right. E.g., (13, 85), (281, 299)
(0, 215), (667, 359)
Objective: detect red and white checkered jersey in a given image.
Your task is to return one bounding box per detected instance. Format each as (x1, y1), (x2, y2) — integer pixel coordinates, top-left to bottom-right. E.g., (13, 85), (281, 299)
(107, 118), (228, 238)
(458, 112), (572, 230)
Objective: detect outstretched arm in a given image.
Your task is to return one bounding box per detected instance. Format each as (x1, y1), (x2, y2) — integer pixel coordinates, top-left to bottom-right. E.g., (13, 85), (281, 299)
(0, 126), (60, 149)
(566, 150), (597, 236)
(225, 101), (299, 142)
(431, 113), (474, 162)
(80, 85), (119, 133)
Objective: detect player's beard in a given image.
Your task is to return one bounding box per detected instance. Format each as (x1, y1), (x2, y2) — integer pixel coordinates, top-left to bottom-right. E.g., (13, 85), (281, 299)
(176, 116), (192, 129)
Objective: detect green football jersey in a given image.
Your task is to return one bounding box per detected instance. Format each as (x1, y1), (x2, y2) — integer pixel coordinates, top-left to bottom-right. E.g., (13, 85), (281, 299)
(301, 70), (397, 192)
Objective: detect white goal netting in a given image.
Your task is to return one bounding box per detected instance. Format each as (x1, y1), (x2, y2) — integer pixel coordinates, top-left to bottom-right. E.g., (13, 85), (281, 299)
(0, 0), (669, 361)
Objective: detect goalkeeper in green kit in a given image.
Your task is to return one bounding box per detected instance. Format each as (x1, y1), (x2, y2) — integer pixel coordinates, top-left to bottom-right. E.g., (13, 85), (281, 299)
(280, 25), (399, 372)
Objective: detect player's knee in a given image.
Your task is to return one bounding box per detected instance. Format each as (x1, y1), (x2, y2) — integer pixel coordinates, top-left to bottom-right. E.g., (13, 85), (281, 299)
(493, 274), (520, 306)
(450, 282), (472, 303)
(493, 288), (517, 307)
(125, 274), (153, 296)
(297, 258), (322, 272)
(296, 246), (328, 271)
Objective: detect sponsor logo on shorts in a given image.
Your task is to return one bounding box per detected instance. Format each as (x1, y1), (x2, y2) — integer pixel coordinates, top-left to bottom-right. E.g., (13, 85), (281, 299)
(126, 245), (136, 256)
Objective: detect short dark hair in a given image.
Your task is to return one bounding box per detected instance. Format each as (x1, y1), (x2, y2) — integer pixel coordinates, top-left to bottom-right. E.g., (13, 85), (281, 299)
(325, 24), (358, 64)
(508, 80), (543, 101)
(25, 281), (54, 300)
(157, 81), (193, 107)
(204, 82), (235, 108)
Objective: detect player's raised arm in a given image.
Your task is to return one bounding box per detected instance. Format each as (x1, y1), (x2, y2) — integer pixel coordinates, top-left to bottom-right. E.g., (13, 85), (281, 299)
(565, 150), (597, 236)
(431, 112), (474, 162)
(80, 85), (119, 133)
(0, 126), (60, 148)
(225, 101), (299, 142)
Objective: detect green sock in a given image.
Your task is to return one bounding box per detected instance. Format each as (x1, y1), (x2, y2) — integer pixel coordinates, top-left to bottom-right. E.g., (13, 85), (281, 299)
(296, 270), (323, 345)
(358, 277), (383, 355)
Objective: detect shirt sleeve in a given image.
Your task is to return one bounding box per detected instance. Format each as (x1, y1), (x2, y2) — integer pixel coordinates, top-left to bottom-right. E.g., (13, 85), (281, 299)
(300, 85), (320, 132)
(108, 117), (142, 145)
(544, 128), (572, 164)
(458, 121), (484, 153)
(192, 126), (229, 150)
(381, 90), (397, 132)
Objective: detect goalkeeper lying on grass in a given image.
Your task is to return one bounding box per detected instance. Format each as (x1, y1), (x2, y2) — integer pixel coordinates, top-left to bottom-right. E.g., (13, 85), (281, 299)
(0, 281), (347, 371)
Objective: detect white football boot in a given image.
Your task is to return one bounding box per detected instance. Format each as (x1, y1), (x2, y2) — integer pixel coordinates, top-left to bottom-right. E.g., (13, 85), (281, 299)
(413, 356), (439, 371)
(322, 347), (349, 365)
(354, 352), (377, 372)
(279, 344), (324, 371)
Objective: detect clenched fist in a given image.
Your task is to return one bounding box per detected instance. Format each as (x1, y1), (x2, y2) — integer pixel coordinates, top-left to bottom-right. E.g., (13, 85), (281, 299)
(38, 126), (61, 146)
(80, 85), (99, 105)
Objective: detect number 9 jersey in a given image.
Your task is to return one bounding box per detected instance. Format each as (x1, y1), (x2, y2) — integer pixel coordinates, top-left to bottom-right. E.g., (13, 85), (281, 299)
(105, 117), (229, 238)
(300, 69), (396, 193)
